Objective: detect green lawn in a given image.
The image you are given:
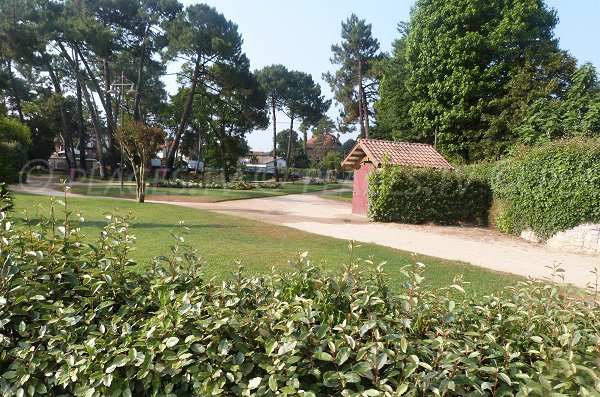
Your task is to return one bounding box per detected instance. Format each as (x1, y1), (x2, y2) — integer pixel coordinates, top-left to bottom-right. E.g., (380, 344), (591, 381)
(321, 190), (353, 203)
(12, 192), (522, 295)
(65, 182), (349, 202)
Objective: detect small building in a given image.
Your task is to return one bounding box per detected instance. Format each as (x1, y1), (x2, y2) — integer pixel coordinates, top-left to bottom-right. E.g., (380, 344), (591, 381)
(341, 139), (454, 215)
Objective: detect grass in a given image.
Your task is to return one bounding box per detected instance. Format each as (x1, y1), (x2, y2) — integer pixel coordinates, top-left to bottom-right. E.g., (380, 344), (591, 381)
(320, 190), (353, 203)
(65, 182), (349, 202)
(12, 192), (522, 295)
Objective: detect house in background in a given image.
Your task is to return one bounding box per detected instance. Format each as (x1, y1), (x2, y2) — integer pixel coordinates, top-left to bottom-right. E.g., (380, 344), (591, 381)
(342, 139), (454, 215)
(306, 132), (342, 163)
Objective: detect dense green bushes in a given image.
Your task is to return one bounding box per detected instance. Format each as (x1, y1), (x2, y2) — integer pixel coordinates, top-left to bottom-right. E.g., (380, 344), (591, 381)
(492, 139), (600, 239)
(0, 116), (30, 184)
(0, 183), (13, 212)
(368, 164), (492, 225)
(1, 198), (599, 396)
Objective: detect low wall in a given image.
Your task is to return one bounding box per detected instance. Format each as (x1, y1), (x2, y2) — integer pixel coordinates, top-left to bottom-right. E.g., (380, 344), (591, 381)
(521, 223), (600, 255)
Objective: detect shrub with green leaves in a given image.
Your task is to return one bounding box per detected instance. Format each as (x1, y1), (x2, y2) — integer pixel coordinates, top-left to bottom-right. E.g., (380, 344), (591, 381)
(0, 183), (13, 212)
(0, 116), (30, 184)
(368, 164), (492, 225)
(0, 195), (598, 396)
(492, 138), (600, 239)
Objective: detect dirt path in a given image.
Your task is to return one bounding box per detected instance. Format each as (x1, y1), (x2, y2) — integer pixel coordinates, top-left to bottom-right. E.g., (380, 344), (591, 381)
(150, 194), (599, 289)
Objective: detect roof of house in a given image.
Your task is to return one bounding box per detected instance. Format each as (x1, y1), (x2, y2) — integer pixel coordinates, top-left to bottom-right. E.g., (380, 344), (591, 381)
(341, 139), (454, 170)
(306, 132), (341, 148)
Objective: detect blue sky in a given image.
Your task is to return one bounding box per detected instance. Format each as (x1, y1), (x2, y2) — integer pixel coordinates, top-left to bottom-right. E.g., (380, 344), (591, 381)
(170, 0), (600, 151)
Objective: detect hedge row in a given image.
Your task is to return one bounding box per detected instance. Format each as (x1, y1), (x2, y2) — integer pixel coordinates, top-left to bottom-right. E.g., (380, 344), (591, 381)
(492, 138), (600, 239)
(367, 164), (492, 225)
(0, 199), (598, 396)
(0, 142), (27, 184)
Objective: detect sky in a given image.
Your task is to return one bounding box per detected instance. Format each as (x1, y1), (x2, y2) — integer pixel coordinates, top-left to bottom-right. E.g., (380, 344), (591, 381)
(167, 0), (600, 152)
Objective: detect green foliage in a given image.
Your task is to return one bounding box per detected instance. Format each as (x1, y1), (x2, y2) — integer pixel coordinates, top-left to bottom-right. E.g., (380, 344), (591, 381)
(0, 116), (31, 147)
(368, 164), (492, 225)
(492, 138), (600, 239)
(0, 182), (13, 212)
(0, 114), (31, 183)
(0, 142), (28, 184)
(0, 199), (599, 396)
(381, 0), (575, 161)
(324, 14), (380, 136)
(517, 63), (600, 144)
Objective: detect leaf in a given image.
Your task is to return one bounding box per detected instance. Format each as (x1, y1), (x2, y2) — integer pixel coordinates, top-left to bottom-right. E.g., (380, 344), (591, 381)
(359, 320), (376, 337)
(336, 347), (352, 366)
(344, 372), (361, 383)
(314, 351), (333, 362)
(400, 337), (408, 353)
(498, 372), (511, 386)
(396, 382), (409, 395)
(376, 352), (387, 370)
(268, 375), (277, 392)
(164, 337), (179, 348)
(248, 377), (261, 390)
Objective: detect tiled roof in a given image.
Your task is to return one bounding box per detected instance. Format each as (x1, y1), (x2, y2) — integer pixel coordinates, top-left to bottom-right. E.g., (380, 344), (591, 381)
(341, 139), (453, 170)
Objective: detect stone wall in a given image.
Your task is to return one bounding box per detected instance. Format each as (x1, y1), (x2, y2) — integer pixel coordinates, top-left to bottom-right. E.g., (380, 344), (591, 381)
(521, 223), (600, 255)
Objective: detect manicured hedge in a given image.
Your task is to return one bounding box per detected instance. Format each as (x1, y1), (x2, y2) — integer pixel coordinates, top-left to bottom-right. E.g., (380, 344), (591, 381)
(492, 138), (600, 239)
(368, 164), (492, 225)
(1, 200), (599, 396)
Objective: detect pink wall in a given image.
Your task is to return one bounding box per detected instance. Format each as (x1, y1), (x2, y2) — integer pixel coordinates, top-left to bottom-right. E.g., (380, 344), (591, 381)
(352, 162), (373, 215)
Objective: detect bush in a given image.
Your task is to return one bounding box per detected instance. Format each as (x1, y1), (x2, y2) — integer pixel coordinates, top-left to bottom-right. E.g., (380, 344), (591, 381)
(0, 183), (13, 212)
(368, 164), (492, 225)
(0, 199), (598, 396)
(0, 142), (28, 184)
(492, 138), (600, 240)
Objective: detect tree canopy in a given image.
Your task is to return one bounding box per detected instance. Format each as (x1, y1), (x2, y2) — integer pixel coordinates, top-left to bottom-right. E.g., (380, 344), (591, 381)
(375, 0), (579, 162)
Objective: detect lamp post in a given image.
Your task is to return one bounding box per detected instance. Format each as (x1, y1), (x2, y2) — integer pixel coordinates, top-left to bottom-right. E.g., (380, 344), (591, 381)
(107, 71), (136, 192)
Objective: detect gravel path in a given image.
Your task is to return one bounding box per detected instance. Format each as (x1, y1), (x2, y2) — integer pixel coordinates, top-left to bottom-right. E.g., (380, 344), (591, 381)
(150, 194), (599, 289)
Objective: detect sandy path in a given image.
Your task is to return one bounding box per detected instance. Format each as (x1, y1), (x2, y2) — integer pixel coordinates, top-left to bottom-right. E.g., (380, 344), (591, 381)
(150, 194), (599, 288)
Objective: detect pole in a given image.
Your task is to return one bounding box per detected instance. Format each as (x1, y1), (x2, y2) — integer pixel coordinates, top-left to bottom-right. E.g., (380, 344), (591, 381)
(120, 71), (124, 192)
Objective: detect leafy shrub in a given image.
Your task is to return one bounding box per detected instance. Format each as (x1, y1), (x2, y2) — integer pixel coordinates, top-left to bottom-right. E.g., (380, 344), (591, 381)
(493, 138), (600, 239)
(368, 164), (492, 225)
(0, 197), (598, 396)
(0, 142), (28, 184)
(0, 116), (30, 184)
(0, 183), (13, 212)
(154, 179), (281, 190)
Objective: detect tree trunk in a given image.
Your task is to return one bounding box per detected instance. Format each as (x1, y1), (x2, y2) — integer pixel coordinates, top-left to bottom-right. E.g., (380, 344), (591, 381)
(81, 83), (107, 180)
(47, 64), (76, 169)
(76, 71), (87, 173)
(218, 120), (230, 183)
(362, 83), (370, 138)
(73, 48), (87, 172)
(56, 41), (106, 179)
(133, 26), (149, 122)
(103, 59), (115, 149)
(357, 62), (366, 139)
(6, 59), (24, 123)
(271, 97), (279, 182)
(138, 163), (145, 203)
(165, 57), (201, 176)
(284, 115), (294, 181)
(303, 128), (308, 152)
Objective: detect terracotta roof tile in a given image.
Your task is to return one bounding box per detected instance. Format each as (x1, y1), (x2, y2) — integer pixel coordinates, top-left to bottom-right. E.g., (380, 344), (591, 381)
(342, 139), (453, 170)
